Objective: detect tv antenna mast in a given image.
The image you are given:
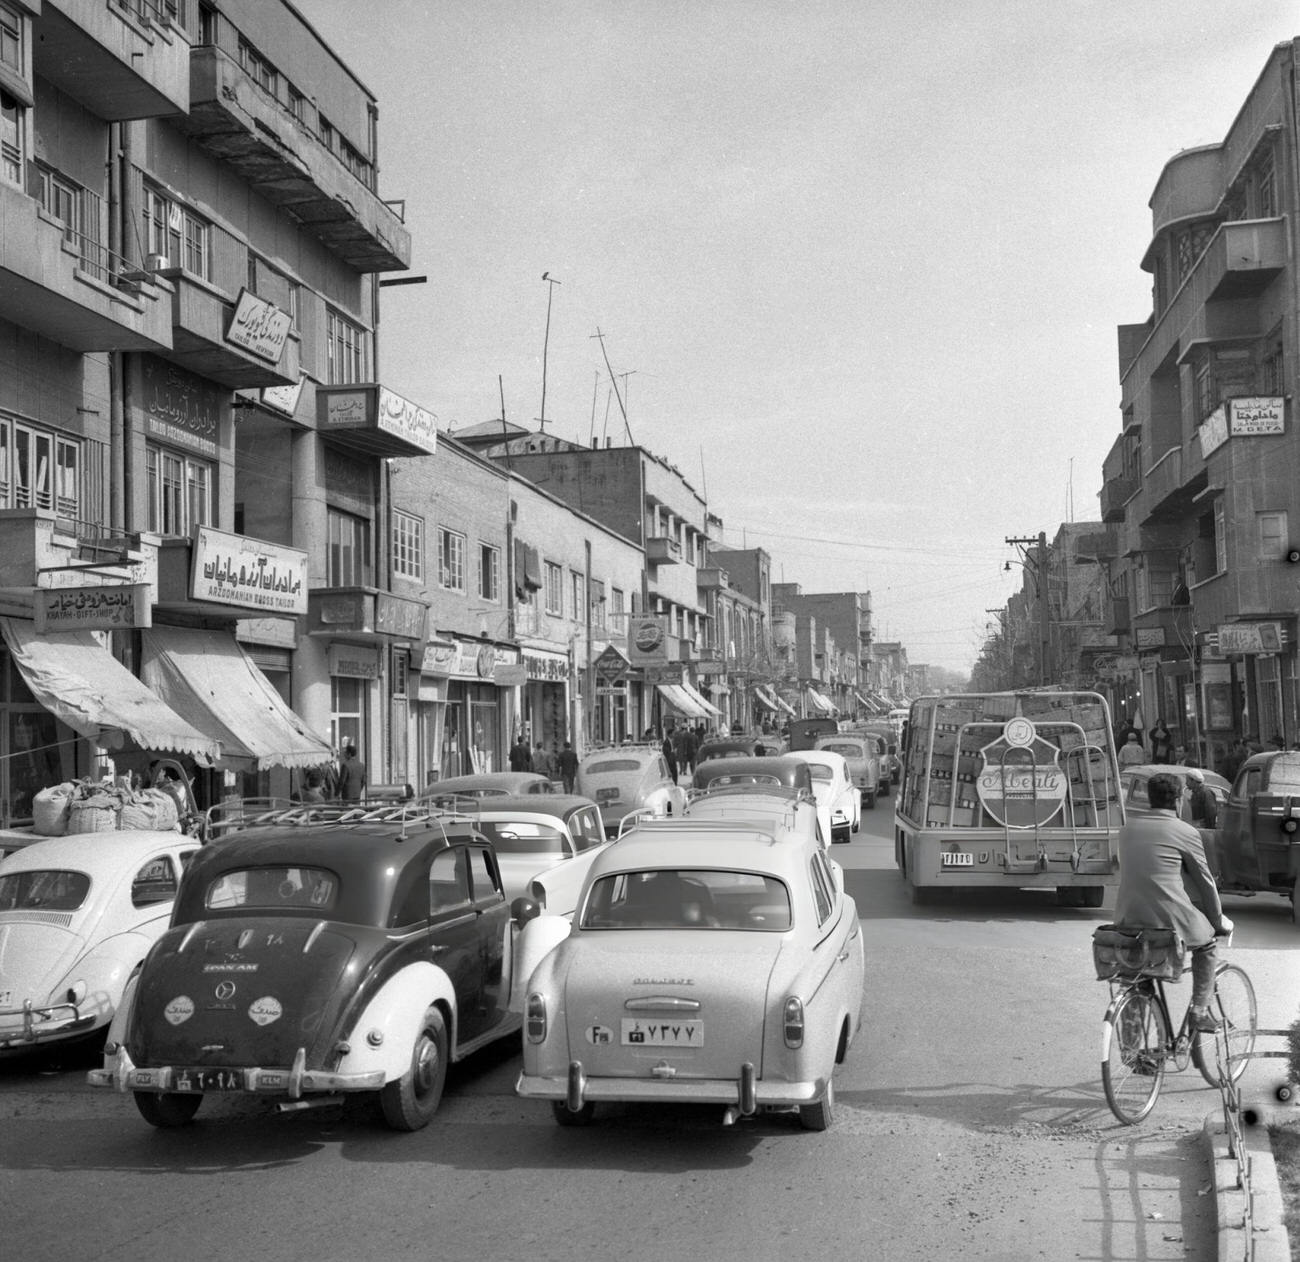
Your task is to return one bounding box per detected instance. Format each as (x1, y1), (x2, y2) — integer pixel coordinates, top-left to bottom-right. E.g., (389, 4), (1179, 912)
(538, 273), (561, 432)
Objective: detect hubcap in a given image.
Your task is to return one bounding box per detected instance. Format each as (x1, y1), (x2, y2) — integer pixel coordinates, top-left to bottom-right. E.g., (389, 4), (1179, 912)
(413, 1033), (439, 1097)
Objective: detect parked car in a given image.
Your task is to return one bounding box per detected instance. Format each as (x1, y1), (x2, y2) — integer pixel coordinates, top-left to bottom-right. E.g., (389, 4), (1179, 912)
(854, 722), (903, 784)
(786, 717), (839, 751)
(0, 830), (199, 1054)
(576, 746), (689, 837)
(690, 754), (815, 796)
(696, 735), (773, 764)
(419, 772), (556, 806)
(461, 794), (608, 900)
(88, 803), (552, 1130)
(686, 784), (827, 850)
(784, 749), (860, 844)
(515, 817), (864, 1130)
(1214, 752), (1300, 918)
(814, 733), (885, 807)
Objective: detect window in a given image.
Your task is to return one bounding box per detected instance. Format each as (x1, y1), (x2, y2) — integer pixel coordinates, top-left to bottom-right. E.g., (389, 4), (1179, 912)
(238, 39), (278, 96)
(142, 183), (210, 279)
(198, 3), (217, 45)
(468, 847), (502, 905)
(1, 89), (23, 186)
(590, 579), (606, 630)
(611, 586), (625, 630)
(1214, 499), (1227, 575)
(38, 166), (79, 246)
(571, 571), (585, 623)
(146, 445), (213, 537)
(1258, 511), (1288, 562)
(248, 256), (299, 330)
(1176, 223), (1214, 284)
(439, 528), (465, 592)
(429, 848), (470, 913)
(1193, 360), (1217, 420)
(318, 116), (336, 154)
(1257, 154), (1277, 217)
(0, 419), (81, 516)
(327, 508), (370, 586)
(287, 86), (306, 123)
(478, 542), (500, 602)
(544, 561), (563, 616)
(1261, 341), (1284, 396)
(0, 3), (20, 73)
(326, 308), (368, 384)
(392, 510), (423, 581)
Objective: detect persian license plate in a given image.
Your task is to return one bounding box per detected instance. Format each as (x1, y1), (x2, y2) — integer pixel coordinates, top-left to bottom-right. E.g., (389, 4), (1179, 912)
(621, 1018), (703, 1047)
(596, 787), (620, 803)
(941, 851), (974, 867)
(171, 1067), (245, 1092)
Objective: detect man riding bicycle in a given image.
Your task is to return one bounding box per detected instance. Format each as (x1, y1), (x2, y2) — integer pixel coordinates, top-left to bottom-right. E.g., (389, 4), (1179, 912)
(1113, 772), (1232, 1033)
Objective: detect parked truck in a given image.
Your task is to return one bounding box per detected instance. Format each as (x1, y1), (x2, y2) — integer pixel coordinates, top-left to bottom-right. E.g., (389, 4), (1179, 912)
(895, 690), (1123, 906)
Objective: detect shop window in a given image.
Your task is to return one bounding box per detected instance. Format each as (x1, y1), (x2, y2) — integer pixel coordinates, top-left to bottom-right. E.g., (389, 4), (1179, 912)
(439, 528), (465, 592)
(327, 508), (371, 587)
(146, 445), (212, 537)
(478, 542), (500, 602)
(571, 571), (585, 624)
(544, 561), (563, 615)
(326, 307), (368, 384)
(392, 510), (423, 581)
(142, 183), (210, 280)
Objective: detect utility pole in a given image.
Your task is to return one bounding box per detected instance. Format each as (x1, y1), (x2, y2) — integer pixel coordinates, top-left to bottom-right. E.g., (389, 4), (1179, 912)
(1006, 534), (1051, 687)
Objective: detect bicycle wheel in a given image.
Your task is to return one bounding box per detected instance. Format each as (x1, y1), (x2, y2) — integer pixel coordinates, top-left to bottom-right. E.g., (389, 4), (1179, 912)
(1103, 988), (1170, 1125)
(1192, 963), (1258, 1087)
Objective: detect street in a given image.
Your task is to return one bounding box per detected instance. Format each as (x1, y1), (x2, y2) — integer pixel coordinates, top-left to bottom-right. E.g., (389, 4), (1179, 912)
(4, 799), (1298, 1262)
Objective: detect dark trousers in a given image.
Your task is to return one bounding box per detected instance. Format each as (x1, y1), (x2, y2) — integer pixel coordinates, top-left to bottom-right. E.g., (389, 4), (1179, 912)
(1190, 939), (1219, 1009)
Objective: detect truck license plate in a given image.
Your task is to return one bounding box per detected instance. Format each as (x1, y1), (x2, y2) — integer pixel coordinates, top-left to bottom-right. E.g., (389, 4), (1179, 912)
(941, 851), (974, 867)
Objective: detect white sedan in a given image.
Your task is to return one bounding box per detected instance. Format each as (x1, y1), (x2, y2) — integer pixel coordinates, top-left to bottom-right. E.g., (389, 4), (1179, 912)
(784, 749), (860, 844)
(0, 830), (198, 1053)
(515, 817), (864, 1130)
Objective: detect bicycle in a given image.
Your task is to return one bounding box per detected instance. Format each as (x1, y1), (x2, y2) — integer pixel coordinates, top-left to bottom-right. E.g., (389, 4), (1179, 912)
(1099, 933), (1258, 1125)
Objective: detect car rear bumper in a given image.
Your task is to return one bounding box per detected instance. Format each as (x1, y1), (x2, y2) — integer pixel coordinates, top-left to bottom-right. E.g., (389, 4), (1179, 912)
(87, 1045), (385, 1096)
(516, 1063), (824, 1111)
(0, 1001), (98, 1049)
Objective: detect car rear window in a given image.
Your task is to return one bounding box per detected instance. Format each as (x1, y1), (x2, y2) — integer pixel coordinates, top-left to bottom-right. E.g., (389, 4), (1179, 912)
(820, 743), (862, 758)
(204, 866), (339, 911)
(1268, 760), (1300, 792)
(0, 869), (90, 912)
(581, 869), (791, 931)
(805, 764), (833, 781)
(585, 759), (640, 774)
(700, 773), (782, 787)
(476, 820), (568, 855)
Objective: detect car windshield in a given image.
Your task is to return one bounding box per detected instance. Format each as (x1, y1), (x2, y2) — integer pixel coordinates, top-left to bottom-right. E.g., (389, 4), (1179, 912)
(585, 759), (641, 774)
(581, 869), (791, 931)
(205, 866), (339, 911)
(0, 869), (90, 912)
(820, 743), (863, 758)
(476, 820), (567, 855)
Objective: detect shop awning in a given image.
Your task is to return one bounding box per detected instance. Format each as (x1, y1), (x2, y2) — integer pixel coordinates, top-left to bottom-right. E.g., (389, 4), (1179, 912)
(656, 683), (708, 721)
(141, 625), (332, 770)
(806, 687), (836, 715)
(0, 618), (221, 763)
(680, 679), (722, 717)
(754, 685), (778, 711)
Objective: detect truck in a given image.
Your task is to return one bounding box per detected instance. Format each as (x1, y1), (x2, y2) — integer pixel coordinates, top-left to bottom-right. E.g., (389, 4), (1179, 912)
(895, 690), (1123, 906)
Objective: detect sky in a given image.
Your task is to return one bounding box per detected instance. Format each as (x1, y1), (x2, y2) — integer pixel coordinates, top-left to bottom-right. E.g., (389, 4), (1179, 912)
(300, 0), (1300, 674)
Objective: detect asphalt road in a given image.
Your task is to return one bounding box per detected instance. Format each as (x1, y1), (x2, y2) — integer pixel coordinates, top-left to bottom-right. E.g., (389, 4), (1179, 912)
(4, 799), (1299, 1262)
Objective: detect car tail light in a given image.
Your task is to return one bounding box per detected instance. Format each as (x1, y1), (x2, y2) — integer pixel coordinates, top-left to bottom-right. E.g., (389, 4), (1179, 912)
(1283, 811), (1299, 836)
(526, 993), (547, 1043)
(528, 879), (547, 908)
(783, 997), (804, 1048)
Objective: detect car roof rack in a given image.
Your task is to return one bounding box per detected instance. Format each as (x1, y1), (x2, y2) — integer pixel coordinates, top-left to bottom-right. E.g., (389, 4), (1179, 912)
(197, 797), (477, 844)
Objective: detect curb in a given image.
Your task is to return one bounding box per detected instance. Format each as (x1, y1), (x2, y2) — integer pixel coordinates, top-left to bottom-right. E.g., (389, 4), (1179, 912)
(1202, 1112), (1291, 1262)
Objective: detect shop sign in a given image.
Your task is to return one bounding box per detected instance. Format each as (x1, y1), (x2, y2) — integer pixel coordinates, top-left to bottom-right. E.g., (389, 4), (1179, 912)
(191, 527), (308, 616)
(1229, 397), (1284, 436)
(628, 615), (670, 665)
(328, 644), (379, 680)
(138, 357), (219, 457)
(643, 665), (685, 685)
(974, 719), (1067, 829)
(421, 639), (457, 676)
(524, 651), (569, 682)
(475, 644), (497, 678)
(696, 660), (726, 676)
(1114, 654), (1140, 672)
(378, 387), (437, 456)
(596, 685), (626, 696)
(494, 663), (528, 686)
(1198, 405), (1228, 458)
(235, 617), (297, 649)
(376, 593), (426, 641)
(1217, 621), (1283, 654)
(322, 390), (368, 432)
(225, 289), (291, 364)
(35, 583), (150, 633)
(260, 376), (306, 421)
(1134, 626), (1166, 649)
(594, 645), (630, 683)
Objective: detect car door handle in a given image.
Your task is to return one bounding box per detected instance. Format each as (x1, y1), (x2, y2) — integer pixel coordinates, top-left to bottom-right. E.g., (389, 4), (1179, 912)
(838, 949), (851, 962)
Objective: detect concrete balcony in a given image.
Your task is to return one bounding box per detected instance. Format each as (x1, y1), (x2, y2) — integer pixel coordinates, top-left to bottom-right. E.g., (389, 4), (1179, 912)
(0, 509), (154, 591)
(1105, 596), (1131, 637)
(1130, 606), (1187, 654)
(175, 47), (411, 273)
(696, 566), (729, 590)
(306, 588), (429, 645)
(1099, 472), (1137, 523)
(0, 182), (172, 353)
(163, 271), (299, 388)
(646, 536), (682, 565)
(35, 0), (190, 120)
(1141, 446), (1182, 520)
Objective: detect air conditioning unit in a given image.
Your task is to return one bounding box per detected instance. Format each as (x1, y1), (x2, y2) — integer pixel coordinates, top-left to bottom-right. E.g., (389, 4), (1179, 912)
(146, 253), (171, 273)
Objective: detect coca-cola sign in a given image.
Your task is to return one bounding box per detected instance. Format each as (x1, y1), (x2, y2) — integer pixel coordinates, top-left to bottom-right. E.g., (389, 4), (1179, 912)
(974, 718), (1067, 828)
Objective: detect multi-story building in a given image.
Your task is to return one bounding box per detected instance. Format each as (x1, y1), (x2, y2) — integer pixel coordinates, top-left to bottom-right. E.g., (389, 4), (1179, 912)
(1098, 38), (1300, 769)
(0, 0), (426, 821)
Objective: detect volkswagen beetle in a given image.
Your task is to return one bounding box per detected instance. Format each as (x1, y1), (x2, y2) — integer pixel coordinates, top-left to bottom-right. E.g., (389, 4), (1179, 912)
(576, 746), (688, 837)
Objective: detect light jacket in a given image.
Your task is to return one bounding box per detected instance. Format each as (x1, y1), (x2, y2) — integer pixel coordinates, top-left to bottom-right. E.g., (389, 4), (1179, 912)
(1112, 808), (1222, 947)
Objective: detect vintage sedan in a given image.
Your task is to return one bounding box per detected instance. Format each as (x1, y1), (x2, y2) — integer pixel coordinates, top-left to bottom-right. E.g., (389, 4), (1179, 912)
(686, 785), (827, 850)
(784, 749), (859, 844)
(576, 746), (689, 837)
(465, 795), (608, 900)
(515, 820), (864, 1130)
(814, 734), (885, 808)
(0, 830), (198, 1054)
(419, 772), (556, 805)
(1215, 752), (1300, 918)
(88, 803), (548, 1130)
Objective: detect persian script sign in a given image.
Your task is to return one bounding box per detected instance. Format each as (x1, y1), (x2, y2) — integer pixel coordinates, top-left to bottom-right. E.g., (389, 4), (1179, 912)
(226, 289), (291, 363)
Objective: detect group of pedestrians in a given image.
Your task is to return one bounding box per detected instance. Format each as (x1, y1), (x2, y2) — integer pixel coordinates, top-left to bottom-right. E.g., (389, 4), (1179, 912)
(508, 733), (579, 792)
(660, 722), (704, 784)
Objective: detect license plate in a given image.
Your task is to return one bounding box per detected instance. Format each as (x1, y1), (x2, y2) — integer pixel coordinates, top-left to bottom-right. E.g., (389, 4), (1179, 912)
(621, 1018), (702, 1047)
(941, 851), (974, 867)
(172, 1067), (245, 1092)
(596, 788), (620, 803)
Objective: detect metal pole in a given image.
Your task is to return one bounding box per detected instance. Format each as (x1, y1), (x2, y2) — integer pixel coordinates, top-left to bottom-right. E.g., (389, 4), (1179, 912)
(1038, 531), (1050, 686)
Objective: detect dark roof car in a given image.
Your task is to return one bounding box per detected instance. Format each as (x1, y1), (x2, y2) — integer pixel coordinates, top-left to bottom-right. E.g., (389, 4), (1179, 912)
(419, 772), (555, 805)
(89, 803), (546, 1131)
(691, 755), (815, 794)
(695, 736), (773, 763)
(1216, 752), (1300, 916)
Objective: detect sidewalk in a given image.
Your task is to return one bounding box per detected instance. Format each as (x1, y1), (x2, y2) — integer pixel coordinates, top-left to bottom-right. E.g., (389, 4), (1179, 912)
(1202, 1111), (1292, 1262)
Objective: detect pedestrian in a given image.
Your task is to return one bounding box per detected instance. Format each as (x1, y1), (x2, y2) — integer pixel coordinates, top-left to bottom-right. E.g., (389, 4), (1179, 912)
(337, 742), (367, 801)
(662, 731), (679, 784)
(1148, 718), (1173, 764)
(300, 768), (326, 804)
(533, 741), (554, 781)
(509, 735), (532, 772)
(558, 740), (579, 793)
(1112, 772), (1232, 1033)
(1185, 767), (1218, 830)
(1219, 738), (1248, 782)
(1115, 713), (1140, 750)
(1117, 731), (1146, 768)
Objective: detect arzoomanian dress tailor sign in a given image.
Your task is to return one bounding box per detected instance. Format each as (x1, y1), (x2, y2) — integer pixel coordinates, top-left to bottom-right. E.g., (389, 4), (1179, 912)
(190, 527), (308, 616)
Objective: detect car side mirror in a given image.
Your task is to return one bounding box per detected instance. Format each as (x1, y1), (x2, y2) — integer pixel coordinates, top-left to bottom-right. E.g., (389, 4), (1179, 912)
(511, 895), (542, 924)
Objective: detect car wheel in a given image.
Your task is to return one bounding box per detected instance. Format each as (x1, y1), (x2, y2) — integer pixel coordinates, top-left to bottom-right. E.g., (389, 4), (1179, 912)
(833, 826), (850, 845)
(380, 1007), (449, 1131)
(1292, 876), (1300, 926)
(552, 1100), (596, 1127)
(799, 1078), (834, 1131)
(1081, 886), (1105, 908)
(134, 1091), (201, 1128)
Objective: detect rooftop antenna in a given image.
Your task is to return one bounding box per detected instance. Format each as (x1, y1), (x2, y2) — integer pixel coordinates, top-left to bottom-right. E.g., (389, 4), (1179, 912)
(591, 327), (635, 445)
(538, 273), (561, 432)
(498, 374), (512, 470)
(588, 368), (599, 446)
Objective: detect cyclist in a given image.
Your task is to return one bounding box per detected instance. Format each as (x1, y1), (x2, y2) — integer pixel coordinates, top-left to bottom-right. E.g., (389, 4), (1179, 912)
(1112, 771), (1233, 1033)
